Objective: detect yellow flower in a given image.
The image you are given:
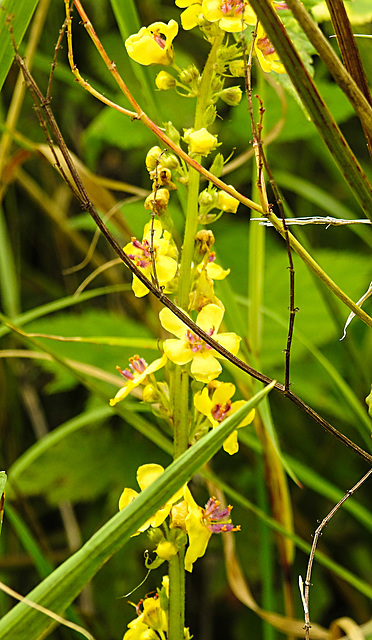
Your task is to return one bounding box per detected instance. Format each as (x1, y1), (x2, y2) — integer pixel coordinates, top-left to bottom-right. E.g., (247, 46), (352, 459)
(159, 303), (241, 383)
(175, 0), (204, 30)
(255, 23), (286, 74)
(202, 0), (257, 32)
(109, 354), (167, 406)
(194, 381), (255, 454)
(183, 486), (240, 571)
(124, 219), (177, 297)
(184, 127), (219, 155)
(118, 464), (185, 534)
(125, 20), (179, 66)
(216, 188), (240, 213)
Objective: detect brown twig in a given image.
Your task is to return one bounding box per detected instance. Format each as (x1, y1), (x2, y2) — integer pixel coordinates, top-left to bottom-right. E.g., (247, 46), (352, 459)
(300, 468), (372, 639)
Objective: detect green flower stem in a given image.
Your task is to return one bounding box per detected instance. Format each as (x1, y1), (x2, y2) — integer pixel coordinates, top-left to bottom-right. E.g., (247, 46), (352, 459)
(177, 32), (224, 309)
(169, 32), (225, 640)
(168, 548), (186, 640)
(173, 367), (190, 459)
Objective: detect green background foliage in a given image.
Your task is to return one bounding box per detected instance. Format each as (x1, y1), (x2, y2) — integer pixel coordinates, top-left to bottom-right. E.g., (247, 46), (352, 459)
(0, 0), (372, 639)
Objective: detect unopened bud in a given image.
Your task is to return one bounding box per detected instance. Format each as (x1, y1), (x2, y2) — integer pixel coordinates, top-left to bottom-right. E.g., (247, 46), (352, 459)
(219, 85), (242, 106)
(155, 70), (177, 90)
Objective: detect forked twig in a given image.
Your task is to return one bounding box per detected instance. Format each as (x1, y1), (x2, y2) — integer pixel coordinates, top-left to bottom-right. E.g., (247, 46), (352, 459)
(300, 467), (372, 639)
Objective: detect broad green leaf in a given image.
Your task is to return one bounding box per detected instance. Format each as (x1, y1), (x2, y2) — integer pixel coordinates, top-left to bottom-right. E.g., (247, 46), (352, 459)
(0, 383), (274, 640)
(0, 0), (39, 91)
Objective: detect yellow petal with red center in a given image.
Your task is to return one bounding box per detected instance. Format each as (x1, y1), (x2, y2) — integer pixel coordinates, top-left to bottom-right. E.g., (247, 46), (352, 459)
(163, 338), (192, 365)
(159, 307), (189, 339)
(196, 303), (224, 333)
(191, 352), (222, 382)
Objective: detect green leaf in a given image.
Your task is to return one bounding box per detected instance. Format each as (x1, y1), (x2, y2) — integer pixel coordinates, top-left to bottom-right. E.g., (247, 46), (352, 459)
(0, 382), (274, 640)
(0, 0), (39, 91)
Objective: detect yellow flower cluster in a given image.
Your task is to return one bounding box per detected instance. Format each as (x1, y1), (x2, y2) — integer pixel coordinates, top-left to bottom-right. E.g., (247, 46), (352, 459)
(119, 465), (240, 573)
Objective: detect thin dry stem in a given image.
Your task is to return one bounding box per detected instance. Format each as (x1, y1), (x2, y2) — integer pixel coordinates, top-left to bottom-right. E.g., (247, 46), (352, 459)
(301, 468), (372, 639)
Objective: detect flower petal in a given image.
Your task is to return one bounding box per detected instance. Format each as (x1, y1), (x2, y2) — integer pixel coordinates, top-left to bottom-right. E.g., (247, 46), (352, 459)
(193, 387), (213, 416)
(191, 352), (222, 382)
(214, 331), (241, 356)
(137, 463), (164, 491)
(163, 338), (193, 365)
(223, 430), (239, 455)
(159, 307), (188, 339)
(196, 303), (224, 332)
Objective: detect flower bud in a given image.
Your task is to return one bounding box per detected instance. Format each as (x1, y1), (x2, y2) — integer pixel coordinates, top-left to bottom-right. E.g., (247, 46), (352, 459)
(229, 60), (246, 77)
(156, 540), (178, 561)
(195, 229), (215, 253)
(170, 500), (189, 531)
(164, 121), (181, 145)
(155, 70), (177, 90)
(198, 189), (216, 208)
(142, 384), (159, 403)
(144, 188), (170, 212)
(179, 64), (200, 84)
(216, 188), (240, 213)
(218, 85), (242, 106)
(186, 128), (219, 156)
(146, 146), (162, 171)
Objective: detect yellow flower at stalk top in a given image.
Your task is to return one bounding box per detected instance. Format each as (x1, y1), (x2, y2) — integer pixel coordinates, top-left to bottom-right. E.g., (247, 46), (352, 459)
(109, 354), (167, 406)
(182, 486), (240, 571)
(194, 381), (255, 454)
(124, 219), (177, 298)
(119, 464), (185, 534)
(125, 20), (178, 66)
(175, 0), (204, 30)
(159, 304), (241, 383)
(255, 22), (286, 74)
(202, 0), (257, 32)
